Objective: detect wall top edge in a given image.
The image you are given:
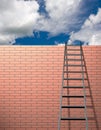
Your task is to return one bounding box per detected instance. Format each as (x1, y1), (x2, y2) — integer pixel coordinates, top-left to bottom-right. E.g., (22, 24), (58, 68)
(0, 45), (101, 47)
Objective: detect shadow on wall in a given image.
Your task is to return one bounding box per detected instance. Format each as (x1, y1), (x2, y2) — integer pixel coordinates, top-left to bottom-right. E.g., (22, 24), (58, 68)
(82, 48), (99, 130)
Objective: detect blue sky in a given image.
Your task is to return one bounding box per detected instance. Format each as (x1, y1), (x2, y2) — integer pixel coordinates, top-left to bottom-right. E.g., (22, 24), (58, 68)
(15, 31), (69, 45)
(0, 0), (101, 45)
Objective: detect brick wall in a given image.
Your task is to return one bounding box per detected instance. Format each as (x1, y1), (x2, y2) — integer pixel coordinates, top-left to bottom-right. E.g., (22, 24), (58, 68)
(0, 46), (101, 130)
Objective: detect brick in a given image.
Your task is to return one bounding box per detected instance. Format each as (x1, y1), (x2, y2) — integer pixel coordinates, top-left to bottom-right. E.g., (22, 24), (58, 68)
(0, 46), (100, 130)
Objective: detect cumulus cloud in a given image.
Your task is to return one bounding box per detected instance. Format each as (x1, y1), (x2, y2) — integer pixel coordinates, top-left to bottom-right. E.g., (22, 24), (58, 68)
(0, 0), (40, 44)
(36, 0), (82, 35)
(69, 8), (101, 45)
(0, 0), (82, 44)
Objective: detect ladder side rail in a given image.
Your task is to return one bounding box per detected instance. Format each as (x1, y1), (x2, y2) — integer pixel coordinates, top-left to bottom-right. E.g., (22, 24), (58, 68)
(58, 42), (67, 130)
(80, 46), (88, 130)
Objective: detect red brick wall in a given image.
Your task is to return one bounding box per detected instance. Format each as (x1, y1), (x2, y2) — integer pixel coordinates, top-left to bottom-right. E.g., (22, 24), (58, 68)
(0, 46), (101, 130)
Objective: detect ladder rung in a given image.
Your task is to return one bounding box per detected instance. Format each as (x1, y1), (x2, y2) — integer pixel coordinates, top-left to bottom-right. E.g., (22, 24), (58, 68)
(66, 54), (81, 56)
(67, 44), (81, 47)
(63, 86), (84, 88)
(64, 64), (84, 67)
(61, 117), (86, 120)
(62, 95), (84, 98)
(65, 59), (83, 61)
(62, 106), (85, 108)
(67, 45), (80, 46)
(64, 78), (87, 80)
(67, 49), (80, 51)
(64, 71), (85, 73)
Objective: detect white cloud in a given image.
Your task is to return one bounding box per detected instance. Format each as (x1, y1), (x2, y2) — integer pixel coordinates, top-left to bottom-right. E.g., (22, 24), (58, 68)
(0, 0), (83, 44)
(36, 0), (82, 35)
(69, 8), (101, 45)
(0, 0), (40, 44)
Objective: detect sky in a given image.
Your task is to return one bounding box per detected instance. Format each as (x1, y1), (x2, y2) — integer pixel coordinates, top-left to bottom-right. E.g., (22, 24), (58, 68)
(0, 0), (101, 45)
